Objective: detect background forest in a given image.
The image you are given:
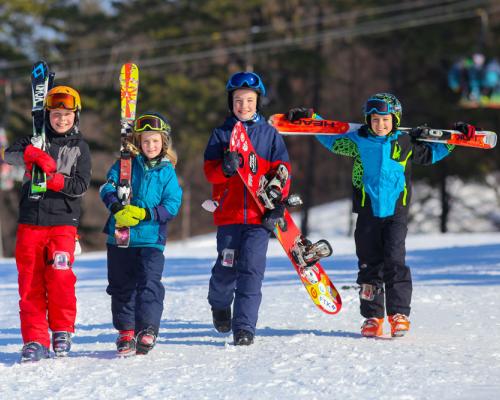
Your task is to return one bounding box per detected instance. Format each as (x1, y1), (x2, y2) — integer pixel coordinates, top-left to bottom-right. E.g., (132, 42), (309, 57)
(0, 0), (499, 255)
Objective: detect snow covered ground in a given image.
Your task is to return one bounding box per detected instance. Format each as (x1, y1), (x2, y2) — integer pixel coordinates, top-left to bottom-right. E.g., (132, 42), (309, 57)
(1, 209), (500, 399)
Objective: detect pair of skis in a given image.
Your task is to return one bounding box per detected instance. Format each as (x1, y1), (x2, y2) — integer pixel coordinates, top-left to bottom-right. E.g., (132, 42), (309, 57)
(29, 61), (55, 200)
(114, 63), (139, 247)
(268, 114), (497, 149)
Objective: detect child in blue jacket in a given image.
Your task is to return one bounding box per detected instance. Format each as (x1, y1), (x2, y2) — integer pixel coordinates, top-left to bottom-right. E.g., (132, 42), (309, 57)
(100, 113), (182, 355)
(287, 93), (476, 338)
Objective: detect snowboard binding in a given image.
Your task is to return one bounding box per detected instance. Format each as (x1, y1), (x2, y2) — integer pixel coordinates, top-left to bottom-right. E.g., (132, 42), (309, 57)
(257, 164), (289, 209)
(291, 236), (333, 268)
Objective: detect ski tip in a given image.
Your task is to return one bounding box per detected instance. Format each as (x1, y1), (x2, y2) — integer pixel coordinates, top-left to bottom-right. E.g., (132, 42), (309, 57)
(484, 131), (497, 148)
(31, 61), (48, 79)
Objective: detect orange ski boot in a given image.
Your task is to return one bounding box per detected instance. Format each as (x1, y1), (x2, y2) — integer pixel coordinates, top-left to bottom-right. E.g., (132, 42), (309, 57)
(361, 317), (384, 337)
(388, 314), (410, 337)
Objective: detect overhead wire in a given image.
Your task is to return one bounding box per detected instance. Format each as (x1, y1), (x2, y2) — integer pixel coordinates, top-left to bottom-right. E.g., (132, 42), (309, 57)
(0, 0), (493, 72)
(49, 0), (500, 79)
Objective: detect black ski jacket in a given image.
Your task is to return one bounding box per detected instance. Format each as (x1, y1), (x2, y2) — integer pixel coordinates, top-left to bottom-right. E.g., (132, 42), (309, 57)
(4, 126), (91, 227)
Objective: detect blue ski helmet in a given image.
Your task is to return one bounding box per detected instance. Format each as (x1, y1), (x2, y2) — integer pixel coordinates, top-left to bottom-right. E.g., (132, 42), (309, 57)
(364, 93), (402, 128)
(226, 71), (266, 112)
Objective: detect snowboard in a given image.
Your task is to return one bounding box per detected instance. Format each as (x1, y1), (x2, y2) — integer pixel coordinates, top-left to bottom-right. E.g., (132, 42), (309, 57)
(115, 63), (139, 247)
(229, 121), (342, 314)
(269, 113), (497, 149)
(30, 61), (55, 199)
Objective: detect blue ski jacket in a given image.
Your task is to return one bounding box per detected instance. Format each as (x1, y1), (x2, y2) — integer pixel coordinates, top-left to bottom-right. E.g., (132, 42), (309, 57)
(100, 155), (182, 250)
(316, 125), (454, 218)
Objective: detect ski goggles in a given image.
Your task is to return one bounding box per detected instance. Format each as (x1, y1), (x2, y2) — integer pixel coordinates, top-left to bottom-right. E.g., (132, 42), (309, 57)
(45, 93), (78, 111)
(134, 114), (171, 133)
(226, 72), (266, 95)
(364, 99), (394, 115)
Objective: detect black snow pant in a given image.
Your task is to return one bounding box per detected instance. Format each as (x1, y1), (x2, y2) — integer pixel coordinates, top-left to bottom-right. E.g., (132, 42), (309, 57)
(106, 245), (165, 336)
(354, 212), (412, 319)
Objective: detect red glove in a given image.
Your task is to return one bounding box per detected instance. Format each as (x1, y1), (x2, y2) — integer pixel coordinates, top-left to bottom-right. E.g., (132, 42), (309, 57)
(453, 122), (476, 139)
(47, 173), (65, 192)
(23, 145), (57, 174)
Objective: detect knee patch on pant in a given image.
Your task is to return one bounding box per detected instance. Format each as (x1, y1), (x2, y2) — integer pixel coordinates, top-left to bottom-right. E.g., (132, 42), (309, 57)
(359, 283), (383, 301)
(50, 251), (72, 270)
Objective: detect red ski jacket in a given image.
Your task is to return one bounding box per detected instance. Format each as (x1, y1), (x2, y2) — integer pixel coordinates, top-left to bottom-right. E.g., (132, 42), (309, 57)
(204, 116), (291, 226)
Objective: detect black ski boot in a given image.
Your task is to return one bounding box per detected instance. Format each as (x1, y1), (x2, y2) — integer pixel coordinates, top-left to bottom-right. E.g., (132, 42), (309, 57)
(52, 331), (72, 357)
(21, 342), (50, 362)
(136, 327), (157, 355)
(212, 307), (232, 333)
(234, 330), (254, 346)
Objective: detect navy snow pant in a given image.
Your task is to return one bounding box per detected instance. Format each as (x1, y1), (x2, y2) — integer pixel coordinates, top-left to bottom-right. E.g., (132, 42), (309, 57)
(208, 224), (270, 335)
(106, 245), (165, 335)
(354, 212), (412, 319)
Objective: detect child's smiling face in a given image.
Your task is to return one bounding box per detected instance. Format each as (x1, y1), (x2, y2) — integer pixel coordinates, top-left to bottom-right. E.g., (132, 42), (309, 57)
(232, 88), (258, 121)
(370, 113), (393, 136)
(49, 109), (76, 134)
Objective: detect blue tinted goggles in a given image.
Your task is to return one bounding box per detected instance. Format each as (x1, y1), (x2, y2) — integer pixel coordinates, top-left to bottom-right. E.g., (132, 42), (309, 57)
(364, 99), (393, 115)
(226, 72), (266, 95)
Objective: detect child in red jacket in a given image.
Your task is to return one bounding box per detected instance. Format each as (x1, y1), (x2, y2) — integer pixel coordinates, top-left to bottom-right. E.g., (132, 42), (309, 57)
(203, 72), (290, 345)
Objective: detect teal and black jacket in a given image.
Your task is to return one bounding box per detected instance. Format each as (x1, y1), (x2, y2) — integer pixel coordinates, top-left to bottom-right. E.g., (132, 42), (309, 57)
(316, 125), (454, 218)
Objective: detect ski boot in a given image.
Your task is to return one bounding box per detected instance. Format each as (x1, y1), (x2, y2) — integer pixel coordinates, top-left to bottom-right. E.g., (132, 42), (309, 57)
(291, 236), (333, 268)
(116, 330), (136, 357)
(212, 307), (232, 333)
(52, 331), (72, 357)
(361, 318), (384, 337)
(388, 314), (410, 337)
(234, 330), (254, 346)
(136, 327), (157, 355)
(21, 342), (50, 362)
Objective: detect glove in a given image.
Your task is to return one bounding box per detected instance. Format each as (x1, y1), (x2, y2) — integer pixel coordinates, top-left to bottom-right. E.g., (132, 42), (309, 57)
(453, 122), (476, 139)
(408, 126), (426, 141)
(286, 107), (314, 122)
(109, 202), (124, 214)
(23, 144), (57, 174)
(261, 203), (286, 232)
(46, 173), (65, 192)
(222, 150), (239, 177)
(123, 204), (151, 221)
(114, 209), (140, 228)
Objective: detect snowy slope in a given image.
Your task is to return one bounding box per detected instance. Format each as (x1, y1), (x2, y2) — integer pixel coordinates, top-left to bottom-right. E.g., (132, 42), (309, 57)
(1, 216), (500, 399)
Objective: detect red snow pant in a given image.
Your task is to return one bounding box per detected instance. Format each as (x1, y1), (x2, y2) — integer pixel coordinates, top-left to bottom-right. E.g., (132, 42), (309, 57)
(15, 224), (77, 348)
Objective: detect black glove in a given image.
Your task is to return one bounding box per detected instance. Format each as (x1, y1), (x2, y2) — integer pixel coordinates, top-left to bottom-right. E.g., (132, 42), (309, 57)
(453, 121), (476, 139)
(409, 126), (427, 141)
(110, 202), (124, 214)
(286, 107), (314, 122)
(261, 203), (286, 232)
(222, 150), (239, 177)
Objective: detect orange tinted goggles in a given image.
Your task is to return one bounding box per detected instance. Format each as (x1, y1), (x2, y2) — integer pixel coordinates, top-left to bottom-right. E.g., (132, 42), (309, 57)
(46, 93), (78, 111)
